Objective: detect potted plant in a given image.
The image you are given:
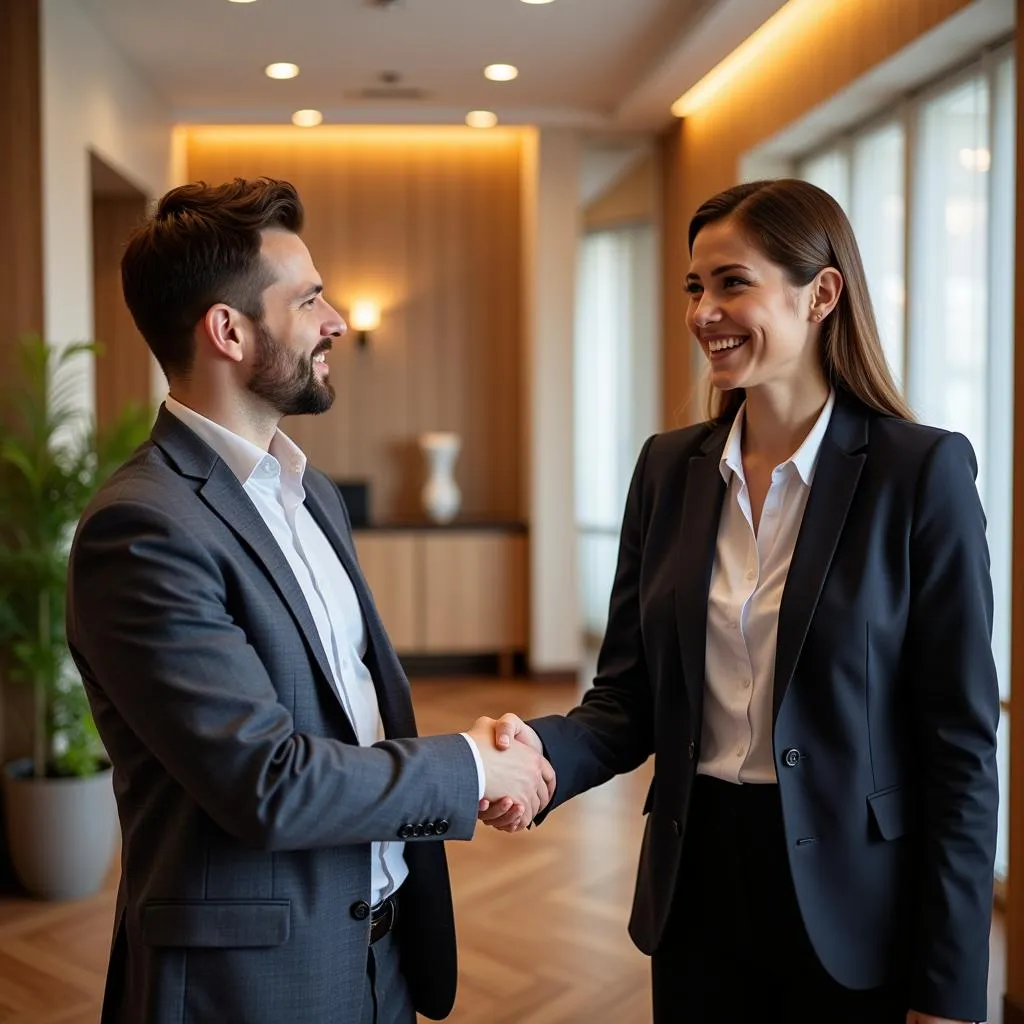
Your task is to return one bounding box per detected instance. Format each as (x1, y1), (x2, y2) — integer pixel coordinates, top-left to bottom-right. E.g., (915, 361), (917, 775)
(0, 335), (152, 899)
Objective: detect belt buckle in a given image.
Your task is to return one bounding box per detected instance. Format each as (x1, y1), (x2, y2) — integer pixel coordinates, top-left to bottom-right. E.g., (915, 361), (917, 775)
(369, 896), (395, 945)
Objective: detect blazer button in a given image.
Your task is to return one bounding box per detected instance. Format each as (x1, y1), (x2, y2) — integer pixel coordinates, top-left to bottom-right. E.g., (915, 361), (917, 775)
(436, 819), (450, 835)
(398, 824), (414, 839)
(412, 824), (424, 838)
(687, 740), (695, 760)
(783, 748), (802, 768)
(350, 900), (370, 921)
(672, 819), (682, 837)
(422, 822), (436, 836)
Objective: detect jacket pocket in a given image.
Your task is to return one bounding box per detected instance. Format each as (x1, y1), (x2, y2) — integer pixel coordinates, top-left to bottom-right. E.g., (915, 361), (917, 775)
(141, 899), (291, 948)
(867, 784), (908, 841)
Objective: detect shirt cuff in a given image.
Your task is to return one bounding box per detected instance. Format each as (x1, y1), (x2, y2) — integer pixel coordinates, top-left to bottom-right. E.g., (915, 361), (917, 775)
(460, 733), (486, 801)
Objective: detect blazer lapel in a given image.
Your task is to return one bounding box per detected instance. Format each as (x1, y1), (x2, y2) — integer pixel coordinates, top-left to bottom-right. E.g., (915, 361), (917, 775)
(151, 409), (356, 741)
(674, 425), (729, 717)
(772, 396), (868, 718)
(303, 479), (416, 737)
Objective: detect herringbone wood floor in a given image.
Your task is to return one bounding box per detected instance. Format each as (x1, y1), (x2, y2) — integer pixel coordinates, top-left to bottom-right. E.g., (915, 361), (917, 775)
(0, 674), (1006, 1023)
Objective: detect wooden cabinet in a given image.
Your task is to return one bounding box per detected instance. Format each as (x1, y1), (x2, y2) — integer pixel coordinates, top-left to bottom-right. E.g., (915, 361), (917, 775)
(352, 527), (528, 664)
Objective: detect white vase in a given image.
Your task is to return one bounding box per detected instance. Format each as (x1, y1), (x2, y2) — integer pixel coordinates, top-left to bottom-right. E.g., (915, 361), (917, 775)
(419, 432), (462, 524)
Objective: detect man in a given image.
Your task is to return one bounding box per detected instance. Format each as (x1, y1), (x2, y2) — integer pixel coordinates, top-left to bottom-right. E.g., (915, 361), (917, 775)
(66, 177), (550, 1024)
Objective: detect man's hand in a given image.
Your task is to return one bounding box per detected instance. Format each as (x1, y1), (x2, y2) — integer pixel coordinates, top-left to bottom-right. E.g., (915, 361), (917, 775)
(906, 1011), (973, 1023)
(467, 715), (554, 829)
(472, 714), (551, 832)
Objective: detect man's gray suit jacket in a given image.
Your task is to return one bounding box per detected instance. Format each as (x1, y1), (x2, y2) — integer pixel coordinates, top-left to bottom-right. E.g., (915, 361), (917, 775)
(66, 407), (479, 1023)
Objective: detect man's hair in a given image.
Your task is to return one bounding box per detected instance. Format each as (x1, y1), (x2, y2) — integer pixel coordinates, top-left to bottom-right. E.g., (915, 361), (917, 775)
(121, 177), (304, 380)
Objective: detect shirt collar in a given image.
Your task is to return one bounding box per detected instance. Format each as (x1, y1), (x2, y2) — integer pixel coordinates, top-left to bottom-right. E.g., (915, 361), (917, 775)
(163, 396), (307, 488)
(719, 389), (835, 488)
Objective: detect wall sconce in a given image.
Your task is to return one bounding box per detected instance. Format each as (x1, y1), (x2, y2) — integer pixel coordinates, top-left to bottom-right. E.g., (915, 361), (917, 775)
(349, 300), (381, 349)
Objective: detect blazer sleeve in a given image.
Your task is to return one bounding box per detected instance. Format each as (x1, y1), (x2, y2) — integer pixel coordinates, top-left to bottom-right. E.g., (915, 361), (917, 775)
(905, 432), (1000, 1021)
(65, 495), (480, 851)
(530, 435), (657, 815)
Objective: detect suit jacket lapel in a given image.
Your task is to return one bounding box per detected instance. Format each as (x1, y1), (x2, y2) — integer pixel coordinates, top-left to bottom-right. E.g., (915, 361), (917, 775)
(303, 478), (416, 738)
(675, 425), (729, 718)
(773, 396), (868, 719)
(151, 409), (356, 742)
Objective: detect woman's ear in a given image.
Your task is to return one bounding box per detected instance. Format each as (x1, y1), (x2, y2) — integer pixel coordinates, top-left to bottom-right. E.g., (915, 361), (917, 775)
(810, 267), (843, 322)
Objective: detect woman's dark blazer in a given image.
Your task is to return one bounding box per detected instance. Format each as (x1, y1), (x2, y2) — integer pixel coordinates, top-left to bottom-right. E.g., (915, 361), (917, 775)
(531, 389), (999, 1023)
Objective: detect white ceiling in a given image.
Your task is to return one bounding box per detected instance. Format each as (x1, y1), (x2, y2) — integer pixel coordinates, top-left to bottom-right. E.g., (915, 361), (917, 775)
(77, 0), (787, 133)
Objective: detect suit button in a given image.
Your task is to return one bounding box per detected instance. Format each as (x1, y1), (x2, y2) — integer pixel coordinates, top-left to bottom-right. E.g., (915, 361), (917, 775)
(350, 900), (370, 921)
(436, 819), (450, 835)
(687, 740), (695, 760)
(783, 748), (802, 768)
(398, 824), (414, 839)
(422, 822), (436, 836)
(672, 819), (682, 837)
(412, 824), (424, 838)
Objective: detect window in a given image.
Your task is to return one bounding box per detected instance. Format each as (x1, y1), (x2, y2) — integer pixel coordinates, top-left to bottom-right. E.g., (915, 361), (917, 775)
(796, 46), (1015, 882)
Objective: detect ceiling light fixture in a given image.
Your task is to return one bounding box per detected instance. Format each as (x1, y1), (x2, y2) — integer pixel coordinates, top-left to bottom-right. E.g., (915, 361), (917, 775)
(227, 0), (259, 4)
(520, 0), (557, 4)
(291, 109), (323, 128)
(484, 64), (519, 82)
(465, 110), (498, 128)
(265, 62), (299, 80)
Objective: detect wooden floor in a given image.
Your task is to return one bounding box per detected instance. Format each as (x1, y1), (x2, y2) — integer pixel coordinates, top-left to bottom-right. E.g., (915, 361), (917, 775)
(0, 674), (1007, 1023)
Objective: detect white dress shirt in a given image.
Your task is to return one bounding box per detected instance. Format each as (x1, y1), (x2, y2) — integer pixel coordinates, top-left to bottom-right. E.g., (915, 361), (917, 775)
(699, 391), (835, 785)
(164, 397), (484, 904)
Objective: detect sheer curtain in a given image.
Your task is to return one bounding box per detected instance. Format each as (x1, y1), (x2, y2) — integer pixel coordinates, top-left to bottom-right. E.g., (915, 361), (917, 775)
(574, 224), (657, 641)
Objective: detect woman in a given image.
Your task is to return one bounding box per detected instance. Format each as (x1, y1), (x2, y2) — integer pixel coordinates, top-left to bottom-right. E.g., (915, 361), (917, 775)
(479, 179), (999, 1024)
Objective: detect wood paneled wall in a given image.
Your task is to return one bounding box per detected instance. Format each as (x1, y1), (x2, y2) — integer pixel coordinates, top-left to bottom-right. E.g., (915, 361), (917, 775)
(0, 0), (43, 776)
(92, 193), (150, 428)
(660, 0), (975, 424)
(0, 0), (43, 374)
(186, 127), (525, 522)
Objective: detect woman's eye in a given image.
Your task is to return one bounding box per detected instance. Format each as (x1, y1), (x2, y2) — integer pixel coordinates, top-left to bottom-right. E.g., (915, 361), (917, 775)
(685, 282), (702, 295)
(723, 277), (749, 289)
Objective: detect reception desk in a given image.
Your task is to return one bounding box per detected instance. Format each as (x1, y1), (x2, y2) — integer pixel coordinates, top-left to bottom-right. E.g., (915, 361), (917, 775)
(352, 522), (528, 673)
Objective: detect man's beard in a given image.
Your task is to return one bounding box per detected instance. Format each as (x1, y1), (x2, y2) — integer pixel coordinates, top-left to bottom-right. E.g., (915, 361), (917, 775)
(247, 319), (336, 417)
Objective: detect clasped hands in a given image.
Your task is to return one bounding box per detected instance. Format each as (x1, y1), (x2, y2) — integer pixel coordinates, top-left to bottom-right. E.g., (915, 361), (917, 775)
(468, 714), (550, 831)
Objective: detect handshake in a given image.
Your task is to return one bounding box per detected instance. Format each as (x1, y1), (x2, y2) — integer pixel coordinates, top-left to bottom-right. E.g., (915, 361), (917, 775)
(467, 714), (554, 833)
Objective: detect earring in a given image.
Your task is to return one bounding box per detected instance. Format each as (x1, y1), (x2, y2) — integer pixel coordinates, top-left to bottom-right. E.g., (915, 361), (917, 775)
(813, 311), (824, 322)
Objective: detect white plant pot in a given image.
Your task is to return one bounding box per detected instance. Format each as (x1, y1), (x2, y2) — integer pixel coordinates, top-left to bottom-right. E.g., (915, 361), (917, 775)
(419, 432), (462, 524)
(2, 759), (118, 900)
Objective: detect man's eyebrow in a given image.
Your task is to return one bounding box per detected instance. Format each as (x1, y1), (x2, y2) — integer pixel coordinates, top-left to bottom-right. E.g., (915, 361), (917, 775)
(296, 283), (324, 301)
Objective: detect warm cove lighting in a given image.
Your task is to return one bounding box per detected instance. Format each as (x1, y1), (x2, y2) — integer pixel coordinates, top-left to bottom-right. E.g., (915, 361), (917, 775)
(265, 62), (299, 80)
(291, 109), (323, 127)
(672, 0), (821, 118)
(466, 110), (498, 128)
(484, 63), (519, 82)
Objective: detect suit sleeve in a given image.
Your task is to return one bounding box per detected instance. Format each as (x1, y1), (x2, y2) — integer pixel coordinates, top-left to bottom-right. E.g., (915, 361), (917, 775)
(531, 436), (657, 816)
(905, 432), (1000, 1021)
(66, 496), (480, 851)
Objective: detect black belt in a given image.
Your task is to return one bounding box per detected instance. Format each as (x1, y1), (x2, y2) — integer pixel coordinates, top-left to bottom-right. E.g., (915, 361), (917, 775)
(369, 895), (397, 945)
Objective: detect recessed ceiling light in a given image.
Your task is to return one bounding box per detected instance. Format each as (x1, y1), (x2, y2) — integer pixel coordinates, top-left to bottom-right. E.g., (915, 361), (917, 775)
(520, 0), (556, 4)
(484, 64), (519, 82)
(265, 62), (299, 80)
(227, 0), (259, 4)
(291, 109), (323, 128)
(466, 110), (498, 129)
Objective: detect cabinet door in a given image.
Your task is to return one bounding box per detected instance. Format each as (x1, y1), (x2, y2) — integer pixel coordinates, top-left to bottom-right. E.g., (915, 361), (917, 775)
(422, 533), (527, 652)
(352, 533), (420, 651)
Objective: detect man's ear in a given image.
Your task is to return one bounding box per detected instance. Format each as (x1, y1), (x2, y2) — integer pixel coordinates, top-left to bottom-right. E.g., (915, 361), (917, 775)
(200, 304), (249, 364)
